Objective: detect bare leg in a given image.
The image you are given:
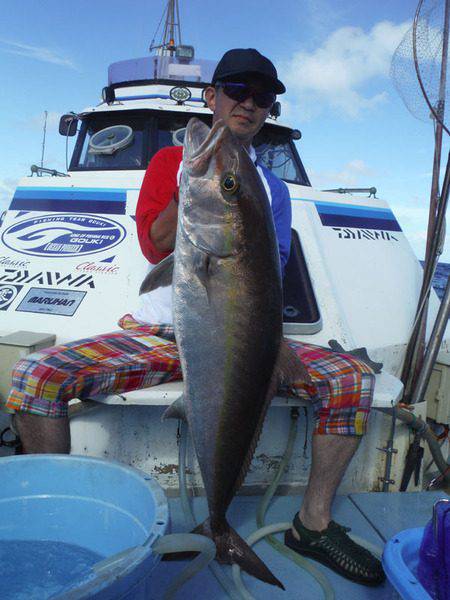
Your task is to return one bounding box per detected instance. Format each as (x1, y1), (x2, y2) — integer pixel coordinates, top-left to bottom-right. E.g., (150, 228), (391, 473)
(287, 433), (385, 585)
(14, 413), (70, 454)
(295, 434), (360, 535)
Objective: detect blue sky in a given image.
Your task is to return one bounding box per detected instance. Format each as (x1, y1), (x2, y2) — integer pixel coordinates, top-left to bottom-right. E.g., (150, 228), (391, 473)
(1, 0), (449, 261)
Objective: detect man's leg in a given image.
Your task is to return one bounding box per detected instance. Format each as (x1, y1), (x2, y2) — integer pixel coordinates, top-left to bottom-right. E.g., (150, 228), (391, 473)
(296, 434), (360, 533)
(6, 322), (181, 455)
(283, 340), (384, 585)
(14, 414), (70, 454)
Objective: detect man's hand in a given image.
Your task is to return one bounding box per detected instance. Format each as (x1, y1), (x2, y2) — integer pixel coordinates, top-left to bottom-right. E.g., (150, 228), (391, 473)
(150, 195), (178, 252)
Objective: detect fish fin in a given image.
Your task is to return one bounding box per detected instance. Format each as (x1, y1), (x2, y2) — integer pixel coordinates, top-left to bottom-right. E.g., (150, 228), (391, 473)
(163, 517), (284, 588)
(165, 518), (284, 588)
(161, 395), (186, 421)
(275, 337), (312, 386)
(139, 253), (174, 295)
(214, 522), (284, 589)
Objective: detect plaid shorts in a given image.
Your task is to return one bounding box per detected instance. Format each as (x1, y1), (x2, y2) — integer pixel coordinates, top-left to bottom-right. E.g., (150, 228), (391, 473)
(5, 315), (375, 436)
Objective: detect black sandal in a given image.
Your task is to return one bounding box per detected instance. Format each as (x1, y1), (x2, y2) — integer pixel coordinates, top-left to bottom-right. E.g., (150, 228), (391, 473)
(284, 514), (385, 587)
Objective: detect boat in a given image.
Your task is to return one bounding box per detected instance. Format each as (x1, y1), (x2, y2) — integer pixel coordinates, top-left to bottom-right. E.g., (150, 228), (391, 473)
(0, 0), (449, 597)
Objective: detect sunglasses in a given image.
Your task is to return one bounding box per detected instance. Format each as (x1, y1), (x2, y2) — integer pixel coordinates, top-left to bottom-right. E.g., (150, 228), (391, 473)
(216, 82), (276, 109)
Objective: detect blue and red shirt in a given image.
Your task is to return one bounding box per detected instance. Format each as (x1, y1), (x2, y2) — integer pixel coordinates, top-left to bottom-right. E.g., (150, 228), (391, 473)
(136, 145), (292, 274)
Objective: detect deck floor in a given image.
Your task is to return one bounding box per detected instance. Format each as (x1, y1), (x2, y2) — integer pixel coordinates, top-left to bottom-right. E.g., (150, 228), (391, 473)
(148, 491), (448, 599)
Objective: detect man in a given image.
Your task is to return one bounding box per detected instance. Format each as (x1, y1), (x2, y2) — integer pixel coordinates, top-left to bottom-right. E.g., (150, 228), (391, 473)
(9, 48), (384, 587)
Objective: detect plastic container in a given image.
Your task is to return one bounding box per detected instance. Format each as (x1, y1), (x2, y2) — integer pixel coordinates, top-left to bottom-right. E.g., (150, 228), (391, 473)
(417, 498), (450, 599)
(0, 454), (169, 599)
(382, 527), (432, 600)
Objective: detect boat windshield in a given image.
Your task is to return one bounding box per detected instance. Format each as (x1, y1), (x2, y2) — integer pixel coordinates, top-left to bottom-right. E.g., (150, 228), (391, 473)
(253, 127), (309, 185)
(155, 116), (309, 185)
(70, 112), (310, 185)
(73, 114), (147, 170)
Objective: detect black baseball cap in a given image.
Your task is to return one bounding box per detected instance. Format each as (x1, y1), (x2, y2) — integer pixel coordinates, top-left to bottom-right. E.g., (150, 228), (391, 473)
(211, 48), (286, 94)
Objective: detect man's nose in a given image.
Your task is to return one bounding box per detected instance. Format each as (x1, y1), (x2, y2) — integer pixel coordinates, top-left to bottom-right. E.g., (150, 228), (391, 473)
(240, 95), (256, 110)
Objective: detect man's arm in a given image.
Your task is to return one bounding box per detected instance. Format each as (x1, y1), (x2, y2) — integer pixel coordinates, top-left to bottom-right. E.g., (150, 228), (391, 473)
(271, 179), (292, 276)
(150, 194), (178, 253)
(136, 146), (183, 264)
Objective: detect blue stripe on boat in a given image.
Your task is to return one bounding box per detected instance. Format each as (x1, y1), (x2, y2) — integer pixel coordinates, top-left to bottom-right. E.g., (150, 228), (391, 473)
(15, 186), (137, 192)
(13, 190), (125, 201)
(315, 204), (394, 219)
(290, 197), (402, 232)
(10, 187), (129, 214)
(319, 213), (402, 231)
(10, 198), (126, 215)
(115, 93), (204, 102)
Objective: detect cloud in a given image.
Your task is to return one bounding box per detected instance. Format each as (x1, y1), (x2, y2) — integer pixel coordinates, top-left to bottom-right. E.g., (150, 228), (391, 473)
(0, 38), (78, 70)
(309, 158), (375, 188)
(279, 20), (410, 119)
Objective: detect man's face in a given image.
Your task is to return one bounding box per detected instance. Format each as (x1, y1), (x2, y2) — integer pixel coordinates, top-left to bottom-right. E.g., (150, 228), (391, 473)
(204, 76), (274, 145)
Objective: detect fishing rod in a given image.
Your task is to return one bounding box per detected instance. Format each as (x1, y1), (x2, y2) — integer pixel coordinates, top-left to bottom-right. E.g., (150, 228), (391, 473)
(401, 0), (450, 400)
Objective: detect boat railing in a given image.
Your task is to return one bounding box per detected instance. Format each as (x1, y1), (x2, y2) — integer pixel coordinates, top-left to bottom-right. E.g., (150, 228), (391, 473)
(29, 165), (69, 178)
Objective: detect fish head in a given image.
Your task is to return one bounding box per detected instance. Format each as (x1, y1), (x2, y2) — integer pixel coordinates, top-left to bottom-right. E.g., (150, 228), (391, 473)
(180, 117), (267, 258)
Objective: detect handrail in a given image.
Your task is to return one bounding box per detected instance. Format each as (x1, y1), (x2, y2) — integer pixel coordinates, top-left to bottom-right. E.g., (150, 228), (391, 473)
(30, 164), (69, 177)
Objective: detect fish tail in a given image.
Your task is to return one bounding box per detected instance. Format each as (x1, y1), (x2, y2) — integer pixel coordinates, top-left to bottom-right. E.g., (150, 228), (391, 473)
(163, 518), (284, 589)
(213, 522), (284, 590)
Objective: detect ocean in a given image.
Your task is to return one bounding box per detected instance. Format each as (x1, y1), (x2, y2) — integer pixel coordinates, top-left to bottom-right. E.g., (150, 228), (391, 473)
(432, 262), (450, 300)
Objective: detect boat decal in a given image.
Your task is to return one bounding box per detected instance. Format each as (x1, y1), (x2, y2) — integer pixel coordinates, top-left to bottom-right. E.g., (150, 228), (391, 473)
(10, 187), (128, 215)
(291, 198), (402, 232)
(0, 284), (23, 310)
(332, 228), (399, 241)
(1, 213), (126, 258)
(0, 268), (95, 289)
(15, 287), (86, 317)
(75, 261), (119, 275)
(0, 256), (31, 268)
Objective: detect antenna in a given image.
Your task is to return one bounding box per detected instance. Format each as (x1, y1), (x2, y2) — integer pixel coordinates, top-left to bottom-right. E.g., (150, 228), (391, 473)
(40, 110), (48, 168)
(149, 0), (182, 55)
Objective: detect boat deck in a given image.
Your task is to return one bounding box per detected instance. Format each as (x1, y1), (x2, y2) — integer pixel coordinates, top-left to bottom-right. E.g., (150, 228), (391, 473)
(150, 491), (448, 599)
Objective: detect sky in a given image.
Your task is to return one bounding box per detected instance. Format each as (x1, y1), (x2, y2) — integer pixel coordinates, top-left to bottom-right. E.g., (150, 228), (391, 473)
(0, 0), (449, 261)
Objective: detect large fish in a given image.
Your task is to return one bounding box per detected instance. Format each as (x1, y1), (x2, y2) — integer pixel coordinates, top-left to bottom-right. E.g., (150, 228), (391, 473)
(141, 118), (311, 588)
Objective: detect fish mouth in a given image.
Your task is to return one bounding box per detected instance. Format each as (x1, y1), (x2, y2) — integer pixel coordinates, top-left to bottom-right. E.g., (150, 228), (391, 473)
(184, 118), (237, 176)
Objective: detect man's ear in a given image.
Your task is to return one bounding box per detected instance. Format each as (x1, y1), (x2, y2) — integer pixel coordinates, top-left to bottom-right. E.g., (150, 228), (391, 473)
(204, 86), (216, 112)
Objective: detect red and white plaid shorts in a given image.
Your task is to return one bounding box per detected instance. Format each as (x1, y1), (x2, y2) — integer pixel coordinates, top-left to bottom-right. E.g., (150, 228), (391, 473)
(5, 315), (375, 435)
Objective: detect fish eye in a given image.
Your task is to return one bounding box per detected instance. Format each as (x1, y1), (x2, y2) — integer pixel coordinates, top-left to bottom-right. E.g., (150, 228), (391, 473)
(221, 172), (239, 194)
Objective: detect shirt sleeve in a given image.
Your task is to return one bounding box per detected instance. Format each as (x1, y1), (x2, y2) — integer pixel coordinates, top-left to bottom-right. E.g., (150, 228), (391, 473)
(271, 179), (292, 276)
(135, 146), (182, 264)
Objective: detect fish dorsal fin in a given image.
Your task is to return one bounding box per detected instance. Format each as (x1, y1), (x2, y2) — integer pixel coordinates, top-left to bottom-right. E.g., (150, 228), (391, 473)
(139, 253), (174, 295)
(232, 339), (312, 495)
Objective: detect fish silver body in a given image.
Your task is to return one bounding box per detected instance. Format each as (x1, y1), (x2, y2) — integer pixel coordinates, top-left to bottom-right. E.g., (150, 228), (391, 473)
(141, 118), (310, 587)
(174, 119), (282, 522)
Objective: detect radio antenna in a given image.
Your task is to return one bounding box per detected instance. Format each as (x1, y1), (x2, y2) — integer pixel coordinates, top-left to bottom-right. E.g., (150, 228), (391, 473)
(40, 110), (48, 168)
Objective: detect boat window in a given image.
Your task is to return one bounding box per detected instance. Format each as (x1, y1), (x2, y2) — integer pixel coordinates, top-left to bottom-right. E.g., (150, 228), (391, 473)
(154, 114), (210, 153)
(73, 116), (147, 170)
(152, 116), (310, 186)
(283, 229), (322, 335)
(254, 126), (310, 186)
